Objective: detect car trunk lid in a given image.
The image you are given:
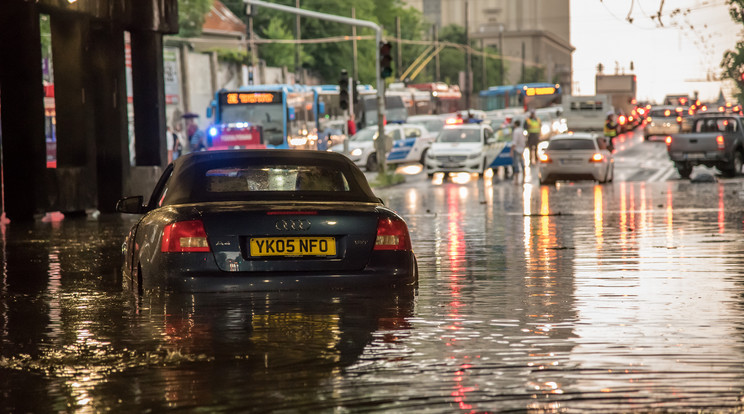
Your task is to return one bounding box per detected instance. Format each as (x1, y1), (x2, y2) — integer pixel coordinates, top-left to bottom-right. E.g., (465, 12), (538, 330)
(197, 201), (381, 272)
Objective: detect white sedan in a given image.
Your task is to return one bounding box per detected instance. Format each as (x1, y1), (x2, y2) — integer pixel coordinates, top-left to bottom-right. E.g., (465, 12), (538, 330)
(538, 132), (614, 185)
(424, 122), (502, 177)
(329, 123), (430, 172)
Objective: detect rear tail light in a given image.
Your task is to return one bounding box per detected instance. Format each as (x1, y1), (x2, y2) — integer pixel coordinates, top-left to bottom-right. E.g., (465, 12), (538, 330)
(716, 135), (725, 150)
(665, 136), (672, 146)
(162, 220), (210, 252)
(676, 116), (682, 123)
(618, 115), (626, 125)
(374, 216), (412, 251)
(589, 153), (604, 162)
(539, 153), (552, 163)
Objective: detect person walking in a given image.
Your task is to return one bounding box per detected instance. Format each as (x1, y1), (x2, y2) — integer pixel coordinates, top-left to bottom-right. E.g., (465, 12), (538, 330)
(183, 112), (207, 152)
(511, 119), (526, 185)
(604, 113), (618, 152)
(525, 110), (541, 164)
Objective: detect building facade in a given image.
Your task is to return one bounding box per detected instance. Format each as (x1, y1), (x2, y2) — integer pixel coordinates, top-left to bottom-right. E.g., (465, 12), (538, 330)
(403, 0), (573, 89)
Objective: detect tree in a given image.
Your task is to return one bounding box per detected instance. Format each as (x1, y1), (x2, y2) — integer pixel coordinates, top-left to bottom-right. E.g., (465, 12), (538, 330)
(250, 0), (426, 85)
(178, 0), (214, 38)
(721, 1), (744, 102)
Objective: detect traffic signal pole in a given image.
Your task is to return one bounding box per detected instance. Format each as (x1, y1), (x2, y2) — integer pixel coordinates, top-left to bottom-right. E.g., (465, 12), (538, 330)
(245, 0), (387, 175)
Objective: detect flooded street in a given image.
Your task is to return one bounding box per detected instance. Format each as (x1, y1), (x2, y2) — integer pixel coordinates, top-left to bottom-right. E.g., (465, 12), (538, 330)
(2, 174), (744, 412)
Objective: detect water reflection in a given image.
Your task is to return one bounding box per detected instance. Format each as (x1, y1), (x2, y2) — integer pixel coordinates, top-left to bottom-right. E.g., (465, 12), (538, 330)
(1, 177), (744, 411)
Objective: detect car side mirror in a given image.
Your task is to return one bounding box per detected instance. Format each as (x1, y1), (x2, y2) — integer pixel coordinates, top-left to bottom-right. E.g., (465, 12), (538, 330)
(116, 196), (144, 214)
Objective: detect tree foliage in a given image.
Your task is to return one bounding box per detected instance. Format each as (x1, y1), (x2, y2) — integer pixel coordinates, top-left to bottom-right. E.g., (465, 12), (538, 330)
(721, 1), (744, 102)
(178, 0), (214, 38)
(249, 0), (425, 85)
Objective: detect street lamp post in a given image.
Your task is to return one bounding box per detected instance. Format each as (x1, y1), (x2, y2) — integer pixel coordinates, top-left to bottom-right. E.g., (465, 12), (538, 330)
(244, 0), (387, 174)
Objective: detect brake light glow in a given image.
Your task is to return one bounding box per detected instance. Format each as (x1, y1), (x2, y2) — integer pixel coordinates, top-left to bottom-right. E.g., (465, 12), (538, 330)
(161, 220), (210, 252)
(665, 136), (672, 146)
(589, 153), (604, 162)
(716, 135), (725, 150)
(617, 115), (626, 125)
(374, 216), (412, 251)
(539, 153), (552, 163)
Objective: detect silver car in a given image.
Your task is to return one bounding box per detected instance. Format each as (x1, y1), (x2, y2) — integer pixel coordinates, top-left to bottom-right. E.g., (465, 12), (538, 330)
(644, 105), (681, 140)
(538, 132), (614, 185)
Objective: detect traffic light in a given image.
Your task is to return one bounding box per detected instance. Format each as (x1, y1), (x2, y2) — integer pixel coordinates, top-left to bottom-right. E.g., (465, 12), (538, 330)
(379, 41), (393, 78)
(339, 69), (349, 110)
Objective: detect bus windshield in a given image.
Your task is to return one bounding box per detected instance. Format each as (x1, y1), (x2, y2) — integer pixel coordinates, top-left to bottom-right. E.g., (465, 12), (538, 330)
(220, 104), (284, 144)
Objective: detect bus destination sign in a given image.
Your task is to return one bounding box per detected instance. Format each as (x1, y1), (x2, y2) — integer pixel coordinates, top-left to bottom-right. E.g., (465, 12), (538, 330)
(222, 92), (282, 105)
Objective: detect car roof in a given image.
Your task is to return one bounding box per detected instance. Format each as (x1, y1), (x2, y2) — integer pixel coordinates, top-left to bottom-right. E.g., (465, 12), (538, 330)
(162, 149), (379, 206)
(550, 132), (597, 140)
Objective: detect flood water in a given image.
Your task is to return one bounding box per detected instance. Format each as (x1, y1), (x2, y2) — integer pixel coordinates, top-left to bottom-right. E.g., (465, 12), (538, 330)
(2, 178), (744, 412)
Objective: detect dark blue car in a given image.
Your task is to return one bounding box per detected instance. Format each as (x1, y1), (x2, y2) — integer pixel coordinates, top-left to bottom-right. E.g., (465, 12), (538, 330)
(117, 150), (418, 293)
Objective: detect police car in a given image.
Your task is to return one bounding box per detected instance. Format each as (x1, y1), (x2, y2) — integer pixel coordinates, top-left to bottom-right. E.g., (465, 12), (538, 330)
(385, 122), (437, 167)
(329, 123), (431, 172)
(424, 119), (503, 177)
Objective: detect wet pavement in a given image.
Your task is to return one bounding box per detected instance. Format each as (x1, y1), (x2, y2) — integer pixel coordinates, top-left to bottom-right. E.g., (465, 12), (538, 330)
(2, 173), (744, 412)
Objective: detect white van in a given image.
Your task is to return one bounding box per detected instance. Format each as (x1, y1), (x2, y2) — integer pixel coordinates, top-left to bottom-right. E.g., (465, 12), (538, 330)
(563, 94), (614, 131)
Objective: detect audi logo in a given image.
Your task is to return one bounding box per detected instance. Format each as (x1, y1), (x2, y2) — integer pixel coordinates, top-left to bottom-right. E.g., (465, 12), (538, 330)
(275, 219), (311, 231)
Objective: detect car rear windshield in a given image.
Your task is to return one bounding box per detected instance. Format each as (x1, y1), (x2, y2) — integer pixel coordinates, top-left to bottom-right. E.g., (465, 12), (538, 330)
(547, 139), (596, 150)
(693, 117), (739, 133)
(158, 156), (377, 206)
(206, 166), (350, 193)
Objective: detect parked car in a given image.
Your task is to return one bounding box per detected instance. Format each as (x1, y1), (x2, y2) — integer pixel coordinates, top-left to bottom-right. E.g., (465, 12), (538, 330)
(329, 123), (429, 171)
(538, 132), (614, 185)
(644, 105), (681, 140)
(386, 122), (436, 166)
(116, 149), (418, 292)
(424, 121), (501, 177)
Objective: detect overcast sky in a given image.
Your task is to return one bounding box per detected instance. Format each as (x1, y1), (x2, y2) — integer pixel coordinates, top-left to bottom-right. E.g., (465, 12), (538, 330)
(570, 0), (742, 103)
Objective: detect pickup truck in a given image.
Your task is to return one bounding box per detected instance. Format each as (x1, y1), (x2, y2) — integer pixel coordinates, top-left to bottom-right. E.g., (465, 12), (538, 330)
(666, 113), (744, 178)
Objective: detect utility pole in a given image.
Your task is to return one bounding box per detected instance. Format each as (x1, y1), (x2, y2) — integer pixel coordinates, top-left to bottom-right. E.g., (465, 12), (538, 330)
(464, 1), (471, 108)
(498, 24), (504, 85)
(395, 16), (401, 80)
(433, 24), (440, 82)
(352, 7), (358, 81)
(481, 39), (486, 91)
(295, 0), (301, 84)
(246, 4), (257, 85)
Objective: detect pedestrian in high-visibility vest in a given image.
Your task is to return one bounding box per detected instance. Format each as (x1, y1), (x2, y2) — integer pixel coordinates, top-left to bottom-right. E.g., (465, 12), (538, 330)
(604, 114), (618, 152)
(525, 110), (541, 164)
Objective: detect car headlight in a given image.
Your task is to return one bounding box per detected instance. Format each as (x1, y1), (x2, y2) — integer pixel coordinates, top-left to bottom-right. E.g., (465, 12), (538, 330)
(350, 148), (362, 156)
(426, 151), (435, 159)
(467, 152), (481, 159)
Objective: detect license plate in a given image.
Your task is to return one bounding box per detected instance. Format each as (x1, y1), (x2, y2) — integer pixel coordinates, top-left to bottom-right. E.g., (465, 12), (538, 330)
(685, 152), (705, 160)
(561, 159), (582, 165)
(250, 237), (336, 257)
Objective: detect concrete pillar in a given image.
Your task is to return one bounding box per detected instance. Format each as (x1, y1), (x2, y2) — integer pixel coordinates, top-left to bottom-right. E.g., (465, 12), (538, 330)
(49, 13), (96, 215)
(130, 29), (167, 166)
(89, 22), (129, 213)
(50, 14), (90, 168)
(0, 2), (47, 220)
